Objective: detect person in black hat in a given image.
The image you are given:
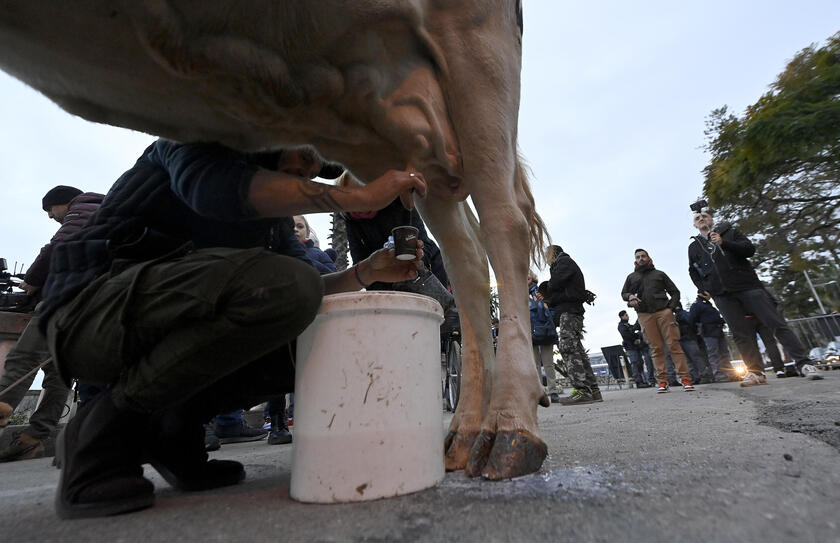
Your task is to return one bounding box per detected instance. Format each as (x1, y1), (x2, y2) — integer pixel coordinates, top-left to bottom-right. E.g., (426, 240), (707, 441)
(37, 140), (427, 519)
(0, 185), (103, 463)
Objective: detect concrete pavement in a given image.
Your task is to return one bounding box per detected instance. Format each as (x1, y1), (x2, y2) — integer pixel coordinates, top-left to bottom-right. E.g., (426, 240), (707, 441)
(1, 374), (839, 542)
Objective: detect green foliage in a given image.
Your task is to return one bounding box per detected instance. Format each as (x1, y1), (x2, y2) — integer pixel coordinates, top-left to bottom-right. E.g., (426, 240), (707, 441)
(703, 32), (840, 316)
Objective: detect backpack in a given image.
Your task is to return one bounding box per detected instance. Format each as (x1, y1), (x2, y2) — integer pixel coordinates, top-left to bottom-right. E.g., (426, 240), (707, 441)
(530, 297), (558, 345)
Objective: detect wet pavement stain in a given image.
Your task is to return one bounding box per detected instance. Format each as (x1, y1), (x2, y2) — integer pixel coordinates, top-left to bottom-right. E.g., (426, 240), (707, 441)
(436, 465), (638, 500)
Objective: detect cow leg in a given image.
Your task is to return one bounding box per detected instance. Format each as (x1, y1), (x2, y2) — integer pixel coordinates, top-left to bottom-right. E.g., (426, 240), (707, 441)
(463, 170), (549, 480)
(415, 195), (491, 471)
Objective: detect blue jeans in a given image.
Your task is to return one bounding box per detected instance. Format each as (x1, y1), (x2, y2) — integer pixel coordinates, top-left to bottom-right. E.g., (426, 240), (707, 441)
(681, 338), (711, 383)
(627, 347), (656, 385)
(703, 335), (735, 381)
(214, 409), (244, 434)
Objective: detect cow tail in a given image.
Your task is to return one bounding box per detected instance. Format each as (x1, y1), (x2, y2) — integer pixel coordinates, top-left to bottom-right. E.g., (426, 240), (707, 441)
(516, 150), (550, 268)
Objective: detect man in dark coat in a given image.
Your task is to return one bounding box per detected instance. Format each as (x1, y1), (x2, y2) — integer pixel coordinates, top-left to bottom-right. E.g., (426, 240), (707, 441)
(544, 245), (600, 405)
(674, 303), (712, 384)
(688, 210), (821, 384)
(688, 291), (737, 382)
(617, 310), (654, 387)
(0, 186), (103, 463)
(621, 249), (694, 393)
(39, 140), (427, 519)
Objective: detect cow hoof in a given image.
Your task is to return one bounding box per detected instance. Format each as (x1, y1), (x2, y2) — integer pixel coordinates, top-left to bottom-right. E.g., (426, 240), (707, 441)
(444, 429), (479, 471)
(538, 393), (550, 408)
(465, 430), (495, 477)
(466, 429), (547, 480)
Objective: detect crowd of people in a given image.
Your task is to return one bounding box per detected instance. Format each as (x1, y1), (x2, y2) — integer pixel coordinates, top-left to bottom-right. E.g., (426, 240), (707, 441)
(0, 141), (828, 520)
(525, 207), (825, 403)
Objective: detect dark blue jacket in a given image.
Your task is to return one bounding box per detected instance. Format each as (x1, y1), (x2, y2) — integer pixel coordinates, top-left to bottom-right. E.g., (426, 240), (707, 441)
(304, 240), (337, 274)
(41, 140), (312, 325)
(530, 295), (558, 346)
(688, 298), (727, 338)
(674, 308), (698, 340)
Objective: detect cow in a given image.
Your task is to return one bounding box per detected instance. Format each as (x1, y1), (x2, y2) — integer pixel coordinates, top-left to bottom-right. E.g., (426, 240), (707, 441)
(0, 0), (550, 479)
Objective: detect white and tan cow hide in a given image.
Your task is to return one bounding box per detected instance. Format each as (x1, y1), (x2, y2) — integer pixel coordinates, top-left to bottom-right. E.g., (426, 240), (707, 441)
(0, 0), (551, 479)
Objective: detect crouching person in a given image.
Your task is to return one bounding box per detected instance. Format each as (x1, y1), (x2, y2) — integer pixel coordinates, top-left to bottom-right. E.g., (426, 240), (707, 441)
(39, 140), (427, 519)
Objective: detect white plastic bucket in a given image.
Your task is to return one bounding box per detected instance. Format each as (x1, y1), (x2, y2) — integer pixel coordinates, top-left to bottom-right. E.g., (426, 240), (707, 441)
(290, 291), (445, 503)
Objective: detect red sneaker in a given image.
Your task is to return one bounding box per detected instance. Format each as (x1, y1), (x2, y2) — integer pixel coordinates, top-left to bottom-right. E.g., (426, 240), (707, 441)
(681, 378), (695, 391)
(657, 382), (669, 393)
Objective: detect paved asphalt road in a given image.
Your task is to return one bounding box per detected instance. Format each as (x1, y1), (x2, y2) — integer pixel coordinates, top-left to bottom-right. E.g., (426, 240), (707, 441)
(2, 374), (839, 542)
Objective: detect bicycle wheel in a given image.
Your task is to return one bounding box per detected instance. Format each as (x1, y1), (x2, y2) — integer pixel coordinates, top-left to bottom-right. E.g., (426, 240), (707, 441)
(445, 338), (461, 411)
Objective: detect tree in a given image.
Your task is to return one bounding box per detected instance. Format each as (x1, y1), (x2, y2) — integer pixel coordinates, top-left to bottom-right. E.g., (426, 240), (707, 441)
(328, 212), (349, 271)
(702, 32), (840, 316)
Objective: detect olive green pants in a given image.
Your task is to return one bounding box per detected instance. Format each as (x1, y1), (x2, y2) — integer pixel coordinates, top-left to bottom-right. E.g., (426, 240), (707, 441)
(47, 247), (323, 415)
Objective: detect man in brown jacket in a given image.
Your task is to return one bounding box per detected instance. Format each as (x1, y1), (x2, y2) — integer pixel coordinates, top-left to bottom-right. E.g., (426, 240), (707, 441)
(620, 249), (694, 393)
(0, 186), (103, 462)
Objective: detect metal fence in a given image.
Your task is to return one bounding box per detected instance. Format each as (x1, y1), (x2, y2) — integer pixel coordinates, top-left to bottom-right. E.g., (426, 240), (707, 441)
(786, 314), (840, 350)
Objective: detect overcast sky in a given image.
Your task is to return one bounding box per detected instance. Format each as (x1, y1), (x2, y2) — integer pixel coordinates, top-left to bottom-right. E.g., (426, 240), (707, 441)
(2, 2), (839, 385)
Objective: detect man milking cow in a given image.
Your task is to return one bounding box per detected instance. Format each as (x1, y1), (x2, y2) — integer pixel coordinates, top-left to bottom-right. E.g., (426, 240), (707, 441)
(40, 141), (426, 518)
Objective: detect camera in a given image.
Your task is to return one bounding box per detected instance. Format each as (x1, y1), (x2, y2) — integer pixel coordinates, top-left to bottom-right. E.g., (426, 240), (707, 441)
(689, 199), (708, 213)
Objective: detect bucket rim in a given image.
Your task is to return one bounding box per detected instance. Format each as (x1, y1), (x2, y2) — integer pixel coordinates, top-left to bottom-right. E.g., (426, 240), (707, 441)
(317, 291), (444, 318)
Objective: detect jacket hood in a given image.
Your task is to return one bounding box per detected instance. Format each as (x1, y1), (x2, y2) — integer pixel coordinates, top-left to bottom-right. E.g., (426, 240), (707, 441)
(68, 192), (105, 207)
(634, 260), (655, 272)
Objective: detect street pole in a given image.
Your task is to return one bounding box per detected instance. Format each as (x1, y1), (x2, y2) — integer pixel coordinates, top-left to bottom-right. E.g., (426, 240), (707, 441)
(803, 270), (827, 314)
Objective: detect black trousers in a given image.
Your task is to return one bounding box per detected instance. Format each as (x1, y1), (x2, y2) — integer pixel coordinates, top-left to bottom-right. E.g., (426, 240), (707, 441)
(47, 247), (323, 416)
(713, 288), (808, 373)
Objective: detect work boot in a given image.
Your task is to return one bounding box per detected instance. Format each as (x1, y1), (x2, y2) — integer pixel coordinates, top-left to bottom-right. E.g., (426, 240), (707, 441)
(591, 388), (604, 402)
(55, 391), (154, 519)
(267, 415), (292, 445)
(0, 430), (45, 462)
(146, 409), (245, 492)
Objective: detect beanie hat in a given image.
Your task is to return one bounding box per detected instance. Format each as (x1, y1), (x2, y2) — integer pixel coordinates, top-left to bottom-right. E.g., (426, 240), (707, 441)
(618, 310), (628, 317)
(42, 186), (82, 211)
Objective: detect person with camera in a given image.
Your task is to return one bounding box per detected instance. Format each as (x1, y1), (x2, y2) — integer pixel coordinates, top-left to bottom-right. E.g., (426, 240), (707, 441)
(688, 207), (822, 385)
(0, 186), (103, 463)
(688, 291), (737, 382)
(544, 245), (601, 405)
(37, 140), (427, 519)
(621, 249), (694, 393)
(617, 310), (655, 388)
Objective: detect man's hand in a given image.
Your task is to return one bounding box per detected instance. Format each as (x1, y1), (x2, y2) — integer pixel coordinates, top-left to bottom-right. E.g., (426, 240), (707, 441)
(710, 232), (723, 245)
(19, 281), (39, 295)
(628, 293), (640, 308)
(358, 241), (425, 285)
(359, 170), (427, 211)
